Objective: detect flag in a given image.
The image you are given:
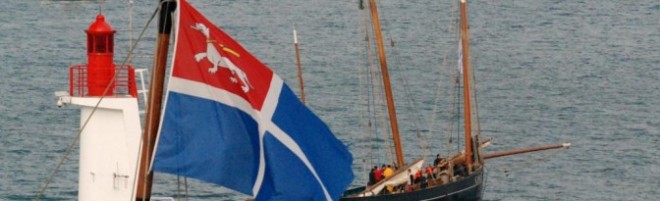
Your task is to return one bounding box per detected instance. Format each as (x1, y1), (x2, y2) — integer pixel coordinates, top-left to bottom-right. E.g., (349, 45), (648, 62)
(152, 1), (354, 200)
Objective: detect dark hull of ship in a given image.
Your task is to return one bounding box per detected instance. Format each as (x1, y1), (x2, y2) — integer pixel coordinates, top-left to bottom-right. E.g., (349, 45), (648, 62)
(341, 169), (483, 201)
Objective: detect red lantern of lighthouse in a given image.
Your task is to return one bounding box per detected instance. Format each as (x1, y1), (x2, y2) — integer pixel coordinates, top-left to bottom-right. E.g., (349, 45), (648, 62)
(86, 14), (116, 96)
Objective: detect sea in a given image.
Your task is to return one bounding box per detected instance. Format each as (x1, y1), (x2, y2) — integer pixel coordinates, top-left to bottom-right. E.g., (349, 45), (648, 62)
(1, 0), (658, 200)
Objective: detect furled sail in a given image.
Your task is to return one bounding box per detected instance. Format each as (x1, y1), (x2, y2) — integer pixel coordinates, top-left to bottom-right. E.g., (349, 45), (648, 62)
(356, 159), (424, 197)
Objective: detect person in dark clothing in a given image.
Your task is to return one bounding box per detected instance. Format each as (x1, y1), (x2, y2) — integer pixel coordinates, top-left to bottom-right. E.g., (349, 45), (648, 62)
(407, 169), (415, 192)
(368, 166), (377, 186)
(454, 164), (466, 177)
(420, 174), (428, 189)
(414, 169), (422, 184)
(433, 154), (443, 167)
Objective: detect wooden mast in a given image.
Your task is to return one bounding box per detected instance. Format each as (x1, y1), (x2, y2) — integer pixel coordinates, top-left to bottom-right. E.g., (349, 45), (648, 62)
(460, 0), (475, 173)
(293, 29), (306, 104)
(368, 0), (404, 167)
(135, 1), (176, 200)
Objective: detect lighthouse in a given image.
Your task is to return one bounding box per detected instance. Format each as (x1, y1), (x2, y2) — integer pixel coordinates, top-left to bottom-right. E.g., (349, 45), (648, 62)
(56, 13), (143, 201)
(86, 14), (117, 96)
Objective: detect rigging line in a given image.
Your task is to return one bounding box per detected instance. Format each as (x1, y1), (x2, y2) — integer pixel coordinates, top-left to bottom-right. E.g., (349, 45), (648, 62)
(356, 0), (372, 165)
(441, 0), (462, 155)
(376, 35), (395, 165)
(370, 0), (399, 166)
(427, 39), (452, 154)
(360, 159), (368, 187)
(364, 17), (382, 165)
(469, 54), (484, 161)
(360, 0), (385, 167)
(453, 77), (462, 154)
(387, 38), (431, 158)
(482, 166), (488, 198)
(447, 73), (460, 156)
(366, 41), (379, 164)
(426, 0), (462, 156)
(349, 2), (378, 169)
(427, 0), (450, 146)
(128, 0), (134, 57)
(35, 4), (161, 201)
(357, 0), (368, 164)
(177, 174), (181, 198)
(470, 52), (482, 139)
(184, 177), (189, 201)
(442, 69), (460, 156)
(356, 26), (368, 163)
(377, 44), (395, 164)
(451, 0), (463, 155)
(363, 3), (394, 165)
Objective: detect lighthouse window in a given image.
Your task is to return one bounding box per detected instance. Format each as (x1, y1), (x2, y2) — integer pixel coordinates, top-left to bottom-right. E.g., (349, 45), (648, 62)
(108, 35), (113, 53)
(86, 34), (114, 53)
(87, 35), (93, 53)
(95, 35), (107, 53)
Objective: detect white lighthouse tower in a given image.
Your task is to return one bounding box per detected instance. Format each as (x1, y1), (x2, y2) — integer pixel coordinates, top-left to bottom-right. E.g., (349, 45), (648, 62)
(56, 13), (143, 201)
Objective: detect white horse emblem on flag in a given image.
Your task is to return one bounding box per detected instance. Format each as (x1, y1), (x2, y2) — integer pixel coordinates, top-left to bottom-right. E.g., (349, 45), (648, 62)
(191, 23), (253, 93)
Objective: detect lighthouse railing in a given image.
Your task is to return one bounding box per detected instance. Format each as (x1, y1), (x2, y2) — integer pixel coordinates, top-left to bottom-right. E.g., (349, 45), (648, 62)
(69, 64), (138, 98)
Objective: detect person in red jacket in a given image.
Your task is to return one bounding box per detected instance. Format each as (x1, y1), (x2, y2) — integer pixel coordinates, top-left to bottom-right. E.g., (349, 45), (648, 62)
(374, 164), (385, 182)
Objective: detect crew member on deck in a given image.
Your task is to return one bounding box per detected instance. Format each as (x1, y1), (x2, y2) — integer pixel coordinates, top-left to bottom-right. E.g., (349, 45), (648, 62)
(407, 169), (414, 192)
(368, 166), (377, 186)
(420, 173), (428, 189)
(383, 165), (394, 178)
(414, 169), (422, 184)
(426, 164), (435, 180)
(375, 165), (385, 182)
(434, 154), (443, 167)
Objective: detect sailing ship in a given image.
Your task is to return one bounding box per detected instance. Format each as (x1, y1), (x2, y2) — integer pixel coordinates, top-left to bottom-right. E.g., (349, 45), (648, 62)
(339, 0), (483, 200)
(341, 0), (567, 200)
(43, 0), (569, 200)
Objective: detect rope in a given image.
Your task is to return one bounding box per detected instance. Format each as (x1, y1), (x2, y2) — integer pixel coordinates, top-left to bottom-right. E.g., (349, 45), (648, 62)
(355, 0), (397, 178)
(356, 0), (374, 176)
(426, 0), (462, 157)
(184, 177), (189, 201)
(369, 1), (398, 165)
(177, 174), (181, 197)
(454, 80), (462, 153)
(34, 4), (160, 200)
(471, 47), (483, 143)
(482, 166), (488, 198)
(175, 175), (189, 200)
(388, 38), (431, 158)
(364, 2), (396, 166)
(357, 0), (376, 167)
(359, 8), (378, 164)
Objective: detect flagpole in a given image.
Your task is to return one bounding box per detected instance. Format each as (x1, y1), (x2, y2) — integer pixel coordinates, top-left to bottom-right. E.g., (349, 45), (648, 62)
(136, 1), (176, 200)
(293, 29), (306, 104)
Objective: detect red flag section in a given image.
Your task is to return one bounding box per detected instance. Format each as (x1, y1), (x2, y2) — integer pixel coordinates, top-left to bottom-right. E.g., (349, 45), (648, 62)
(173, 1), (273, 110)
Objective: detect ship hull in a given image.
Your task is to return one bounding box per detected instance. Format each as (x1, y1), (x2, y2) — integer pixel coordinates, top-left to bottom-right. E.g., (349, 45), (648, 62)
(341, 169), (483, 201)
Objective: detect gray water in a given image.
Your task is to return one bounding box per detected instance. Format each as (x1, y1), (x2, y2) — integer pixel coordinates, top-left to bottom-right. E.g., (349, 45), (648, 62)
(1, 0), (658, 200)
